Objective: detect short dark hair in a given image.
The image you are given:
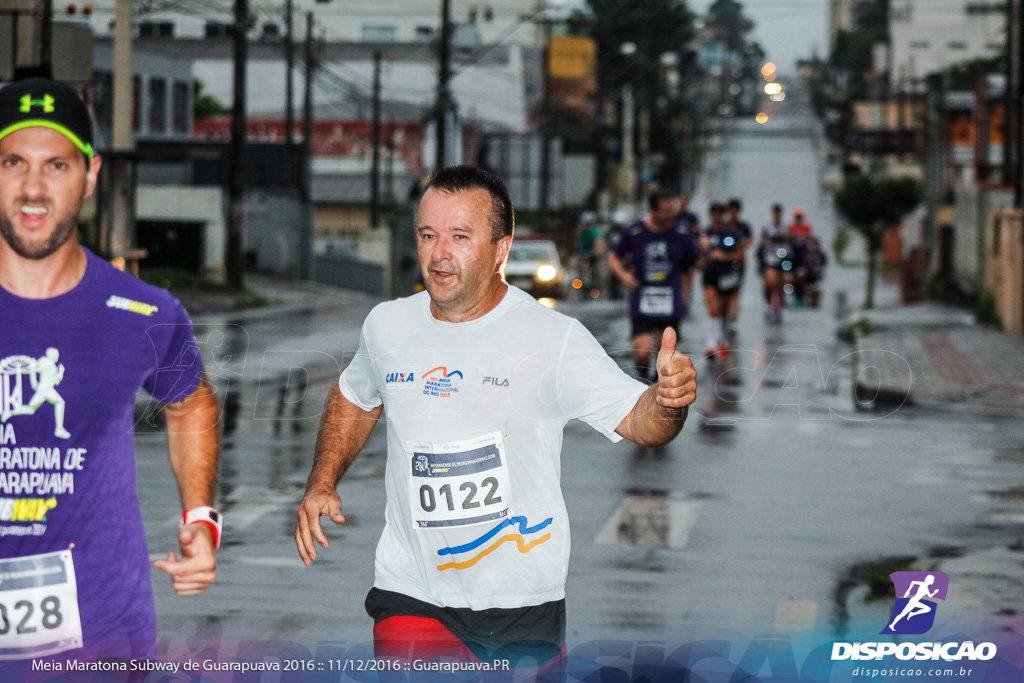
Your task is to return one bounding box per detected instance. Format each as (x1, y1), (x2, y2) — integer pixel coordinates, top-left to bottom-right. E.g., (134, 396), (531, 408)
(648, 189), (676, 212)
(709, 202), (725, 214)
(422, 165), (514, 242)
(727, 198), (742, 211)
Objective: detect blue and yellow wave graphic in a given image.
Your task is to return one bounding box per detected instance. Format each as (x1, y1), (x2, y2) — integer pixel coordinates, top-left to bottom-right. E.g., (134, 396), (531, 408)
(436, 516), (553, 571)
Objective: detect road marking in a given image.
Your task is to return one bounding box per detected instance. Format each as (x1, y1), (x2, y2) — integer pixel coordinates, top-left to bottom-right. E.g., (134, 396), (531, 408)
(773, 600), (817, 636)
(594, 497), (702, 549)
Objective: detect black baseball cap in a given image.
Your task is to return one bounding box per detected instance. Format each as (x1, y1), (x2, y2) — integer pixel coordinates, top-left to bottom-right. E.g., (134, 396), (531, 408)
(0, 78), (95, 160)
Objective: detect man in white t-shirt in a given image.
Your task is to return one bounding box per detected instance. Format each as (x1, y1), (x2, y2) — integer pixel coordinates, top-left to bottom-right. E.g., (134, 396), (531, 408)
(295, 166), (697, 677)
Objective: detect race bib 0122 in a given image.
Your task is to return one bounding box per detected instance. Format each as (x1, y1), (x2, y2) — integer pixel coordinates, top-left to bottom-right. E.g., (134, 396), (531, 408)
(407, 432), (512, 529)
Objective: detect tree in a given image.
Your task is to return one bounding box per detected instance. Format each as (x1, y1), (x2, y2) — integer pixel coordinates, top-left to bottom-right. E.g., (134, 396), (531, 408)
(834, 174), (922, 308)
(193, 78), (230, 119)
(571, 0), (697, 191)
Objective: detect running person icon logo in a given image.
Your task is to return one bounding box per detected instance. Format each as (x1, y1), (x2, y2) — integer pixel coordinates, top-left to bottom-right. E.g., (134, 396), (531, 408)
(0, 348), (72, 439)
(881, 571), (949, 635)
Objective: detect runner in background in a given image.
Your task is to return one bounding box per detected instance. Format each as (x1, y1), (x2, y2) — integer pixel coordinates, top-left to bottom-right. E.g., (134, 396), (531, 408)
(724, 198), (753, 338)
(759, 203), (790, 323)
(609, 190), (700, 381)
(700, 202), (746, 360)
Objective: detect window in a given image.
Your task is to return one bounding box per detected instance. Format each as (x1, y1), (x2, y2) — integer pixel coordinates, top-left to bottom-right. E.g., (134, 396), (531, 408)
(204, 22), (232, 39)
(361, 24), (397, 42)
(149, 78), (167, 133)
(910, 41), (930, 49)
(91, 71), (113, 133)
(947, 42), (968, 50)
(139, 21), (174, 38)
(415, 25), (434, 40)
(173, 81), (189, 133)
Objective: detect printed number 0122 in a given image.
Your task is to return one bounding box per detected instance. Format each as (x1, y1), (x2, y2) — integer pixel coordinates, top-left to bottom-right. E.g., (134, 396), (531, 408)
(419, 478), (501, 513)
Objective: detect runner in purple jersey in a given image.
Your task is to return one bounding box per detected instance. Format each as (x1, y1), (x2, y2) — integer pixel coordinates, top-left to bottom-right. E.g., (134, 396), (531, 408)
(608, 190), (699, 381)
(0, 78), (221, 665)
(723, 198), (753, 338)
(700, 202), (746, 360)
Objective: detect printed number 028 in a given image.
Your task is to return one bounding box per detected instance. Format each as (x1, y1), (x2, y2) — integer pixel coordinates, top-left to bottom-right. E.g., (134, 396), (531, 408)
(419, 478), (502, 513)
(0, 597), (63, 635)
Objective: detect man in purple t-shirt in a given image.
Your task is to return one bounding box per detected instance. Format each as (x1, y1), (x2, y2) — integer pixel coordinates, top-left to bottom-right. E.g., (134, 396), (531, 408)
(0, 78), (221, 664)
(608, 190), (700, 381)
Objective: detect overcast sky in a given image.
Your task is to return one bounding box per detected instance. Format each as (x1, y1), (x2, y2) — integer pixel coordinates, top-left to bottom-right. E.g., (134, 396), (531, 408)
(687, 0), (828, 73)
(552, 0), (829, 75)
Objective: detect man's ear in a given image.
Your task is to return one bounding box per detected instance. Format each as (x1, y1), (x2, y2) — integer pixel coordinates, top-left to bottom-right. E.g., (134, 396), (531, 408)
(495, 234), (512, 266)
(84, 154), (102, 199)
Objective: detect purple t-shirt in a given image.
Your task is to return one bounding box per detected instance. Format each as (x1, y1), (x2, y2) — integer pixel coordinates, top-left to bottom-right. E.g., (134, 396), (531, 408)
(0, 248), (204, 660)
(614, 220), (699, 320)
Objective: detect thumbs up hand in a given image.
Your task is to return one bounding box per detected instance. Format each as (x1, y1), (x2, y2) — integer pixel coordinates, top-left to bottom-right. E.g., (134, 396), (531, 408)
(654, 327), (697, 410)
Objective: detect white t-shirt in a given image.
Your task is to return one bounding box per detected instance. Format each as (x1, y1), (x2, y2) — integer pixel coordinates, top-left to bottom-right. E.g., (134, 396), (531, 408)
(340, 285), (647, 610)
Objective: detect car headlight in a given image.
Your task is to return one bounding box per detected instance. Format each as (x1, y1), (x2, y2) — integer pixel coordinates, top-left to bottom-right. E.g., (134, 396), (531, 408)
(536, 264), (558, 282)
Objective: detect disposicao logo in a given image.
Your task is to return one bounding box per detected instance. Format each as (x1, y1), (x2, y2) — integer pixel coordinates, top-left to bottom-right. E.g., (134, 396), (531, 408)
(882, 571), (948, 635)
(831, 570), (997, 663)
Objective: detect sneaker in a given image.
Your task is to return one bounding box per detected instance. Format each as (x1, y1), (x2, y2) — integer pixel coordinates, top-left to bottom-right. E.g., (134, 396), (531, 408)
(705, 347), (718, 362)
(717, 342), (730, 361)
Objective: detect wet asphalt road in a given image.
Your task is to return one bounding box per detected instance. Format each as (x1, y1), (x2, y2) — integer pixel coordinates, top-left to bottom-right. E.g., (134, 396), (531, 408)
(133, 101), (1024, 658)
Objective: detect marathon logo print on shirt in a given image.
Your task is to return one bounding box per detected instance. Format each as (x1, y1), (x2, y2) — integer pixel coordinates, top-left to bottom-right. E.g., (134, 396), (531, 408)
(1, 349), (86, 537)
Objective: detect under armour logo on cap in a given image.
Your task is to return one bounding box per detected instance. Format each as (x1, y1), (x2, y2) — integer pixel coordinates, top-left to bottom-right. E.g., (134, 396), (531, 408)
(19, 94), (57, 114)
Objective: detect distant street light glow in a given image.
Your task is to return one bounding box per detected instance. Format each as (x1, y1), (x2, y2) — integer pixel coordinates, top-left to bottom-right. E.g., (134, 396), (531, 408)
(770, 92), (786, 102)
(761, 62), (777, 78)
(764, 82), (782, 96)
(756, 112), (769, 124)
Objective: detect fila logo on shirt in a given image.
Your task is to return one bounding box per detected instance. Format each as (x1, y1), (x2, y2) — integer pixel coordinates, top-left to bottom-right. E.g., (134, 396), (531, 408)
(482, 376), (509, 387)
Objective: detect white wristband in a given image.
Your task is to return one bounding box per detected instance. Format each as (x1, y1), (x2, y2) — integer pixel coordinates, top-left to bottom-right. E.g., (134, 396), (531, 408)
(183, 506), (222, 549)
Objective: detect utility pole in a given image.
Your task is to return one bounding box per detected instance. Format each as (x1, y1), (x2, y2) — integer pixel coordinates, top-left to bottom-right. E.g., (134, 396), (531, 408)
(1007, 0), (1023, 207)
(435, 0), (452, 171)
(109, 0), (134, 257)
(40, 0), (53, 76)
(370, 50), (383, 228)
(302, 11), (315, 203)
(227, 0), (248, 289)
(285, 0), (294, 146)
(538, 16), (552, 231)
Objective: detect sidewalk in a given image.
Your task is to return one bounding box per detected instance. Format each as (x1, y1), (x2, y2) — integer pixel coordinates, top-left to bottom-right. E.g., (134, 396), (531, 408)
(175, 272), (382, 322)
(838, 255), (1024, 639)
(837, 248), (1024, 416)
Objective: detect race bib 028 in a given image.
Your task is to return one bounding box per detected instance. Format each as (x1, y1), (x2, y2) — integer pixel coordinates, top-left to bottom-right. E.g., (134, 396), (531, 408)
(0, 550), (84, 660)
(407, 432), (512, 529)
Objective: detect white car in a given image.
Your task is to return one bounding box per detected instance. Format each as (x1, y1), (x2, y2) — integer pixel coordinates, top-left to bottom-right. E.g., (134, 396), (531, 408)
(504, 239), (566, 298)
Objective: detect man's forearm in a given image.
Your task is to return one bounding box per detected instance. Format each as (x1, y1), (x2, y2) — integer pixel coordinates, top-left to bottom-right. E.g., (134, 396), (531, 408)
(624, 385), (687, 448)
(306, 383), (382, 492)
(165, 375), (220, 509)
